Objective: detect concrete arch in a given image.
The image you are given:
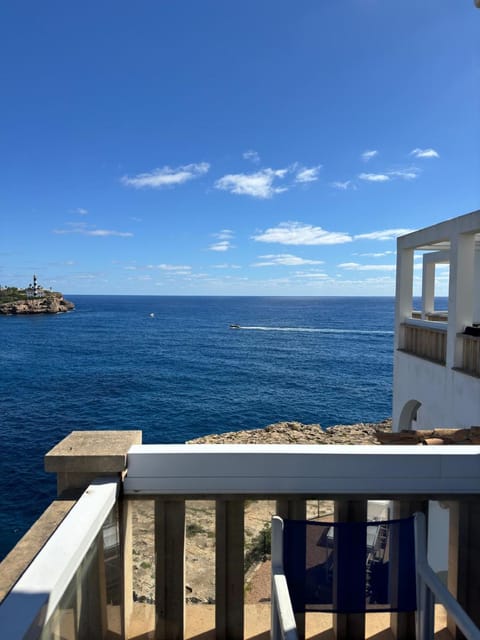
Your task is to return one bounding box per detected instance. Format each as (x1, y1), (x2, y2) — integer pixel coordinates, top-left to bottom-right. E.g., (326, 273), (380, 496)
(398, 399), (422, 430)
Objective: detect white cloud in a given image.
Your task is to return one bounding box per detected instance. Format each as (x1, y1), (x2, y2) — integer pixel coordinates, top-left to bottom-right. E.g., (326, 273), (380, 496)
(209, 240), (234, 252)
(358, 167), (420, 183)
(213, 229), (234, 240)
(127, 275), (153, 282)
(125, 263), (192, 273)
(53, 223), (132, 237)
(294, 165), (322, 183)
(74, 207), (88, 215)
(358, 172), (391, 182)
(154, 264), (192, 272)
(354, 228), (414, 241)
(215, 168), (289, 199)
(208, 229), (235, 251)
(243, 150), (260, 163)
(212, 263), (242, 269)
(252, 222), (352, 245)
(121, 162), (210, 189)
(252, 253), (325, 267)
(355, 251), (396, 257)
(88, 229), (133, 237)
(331, 180), (355, 190)
(338, 262), (396, 271)
(388, 167), (420, 180)
(361, 150), (378, 162)
(410, 148), (439, 159)
(294, 271), (328, 279)
(215, 162), (322, 198)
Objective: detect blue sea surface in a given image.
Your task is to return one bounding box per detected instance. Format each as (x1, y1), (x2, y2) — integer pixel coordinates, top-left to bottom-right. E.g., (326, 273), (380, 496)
(0, 295), (395, 559)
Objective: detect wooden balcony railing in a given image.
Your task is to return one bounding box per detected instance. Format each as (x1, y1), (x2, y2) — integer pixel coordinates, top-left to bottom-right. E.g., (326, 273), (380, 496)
(401, 323), (447, 365)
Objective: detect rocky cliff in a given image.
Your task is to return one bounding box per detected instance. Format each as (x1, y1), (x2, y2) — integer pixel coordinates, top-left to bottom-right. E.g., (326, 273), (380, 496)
(0, 295), (75, 315)
(187, 419), (392, 445)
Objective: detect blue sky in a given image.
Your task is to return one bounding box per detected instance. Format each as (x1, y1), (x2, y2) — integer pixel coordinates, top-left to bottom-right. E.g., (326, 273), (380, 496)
(1, 1), (479, 296)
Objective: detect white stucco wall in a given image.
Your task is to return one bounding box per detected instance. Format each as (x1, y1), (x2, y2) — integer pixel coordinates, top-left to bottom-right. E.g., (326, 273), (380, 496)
(393, 350), (480, 576)
(393, 350), (480, 430)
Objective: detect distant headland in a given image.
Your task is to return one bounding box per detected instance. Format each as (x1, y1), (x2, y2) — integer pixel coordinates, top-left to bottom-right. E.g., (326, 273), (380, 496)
(0, 274), (74, 315)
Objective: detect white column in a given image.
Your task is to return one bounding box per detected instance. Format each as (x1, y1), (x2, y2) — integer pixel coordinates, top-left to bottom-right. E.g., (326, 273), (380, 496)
(394, 247), (414, 350)
(421, 259), (436, 319)
(446, 233), (476, 369)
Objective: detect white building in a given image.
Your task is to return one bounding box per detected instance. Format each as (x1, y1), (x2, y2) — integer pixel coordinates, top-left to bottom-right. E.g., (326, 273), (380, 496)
(393, 209), (480, 431)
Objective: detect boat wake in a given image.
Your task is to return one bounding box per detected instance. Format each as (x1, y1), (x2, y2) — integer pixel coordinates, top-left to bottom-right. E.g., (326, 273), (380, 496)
(234, 326), (393, 335)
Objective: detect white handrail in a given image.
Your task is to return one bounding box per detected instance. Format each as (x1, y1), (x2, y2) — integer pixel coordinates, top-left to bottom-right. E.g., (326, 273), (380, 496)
(271, 516), (298, 640)
(124, 444), (480, 496)
(0, 478), (119, 639)
(414, 513), (480, 640)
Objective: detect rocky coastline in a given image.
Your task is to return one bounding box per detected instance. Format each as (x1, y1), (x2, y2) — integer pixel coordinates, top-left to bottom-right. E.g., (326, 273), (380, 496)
(0, 295), (74, 315)
(187, 418), (392, 445)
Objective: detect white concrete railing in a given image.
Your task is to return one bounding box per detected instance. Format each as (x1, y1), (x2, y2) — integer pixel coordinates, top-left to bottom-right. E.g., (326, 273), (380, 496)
(124, 443), (480, 496)
(0, 478), (119, 640)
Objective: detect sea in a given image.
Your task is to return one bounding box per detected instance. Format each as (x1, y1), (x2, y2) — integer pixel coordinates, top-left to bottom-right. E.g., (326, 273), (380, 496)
(0, 295), (398, 560)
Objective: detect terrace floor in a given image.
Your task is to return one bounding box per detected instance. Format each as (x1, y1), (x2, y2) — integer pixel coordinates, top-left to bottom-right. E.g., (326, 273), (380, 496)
(129, 603), (452, 640)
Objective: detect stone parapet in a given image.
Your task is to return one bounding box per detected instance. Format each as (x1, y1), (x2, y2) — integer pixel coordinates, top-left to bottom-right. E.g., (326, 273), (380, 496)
(0, 499), (75, 604)
(45, 430), (142, 495)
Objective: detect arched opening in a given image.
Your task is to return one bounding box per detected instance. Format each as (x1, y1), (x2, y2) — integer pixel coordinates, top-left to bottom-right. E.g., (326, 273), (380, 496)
(398, 399), (421, 430)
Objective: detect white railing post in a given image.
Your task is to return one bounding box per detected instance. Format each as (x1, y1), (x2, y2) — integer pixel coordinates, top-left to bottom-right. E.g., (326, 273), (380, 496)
(414, 512), (434, 640)
(271, 516), (284, 640)
(271, 516), (298, 640)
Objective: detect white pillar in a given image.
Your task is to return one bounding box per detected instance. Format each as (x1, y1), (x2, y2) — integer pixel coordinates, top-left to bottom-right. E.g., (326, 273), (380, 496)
(446, 233), (476, 369)
(394, 247), (414, 350)
(421, 260), (435, 319)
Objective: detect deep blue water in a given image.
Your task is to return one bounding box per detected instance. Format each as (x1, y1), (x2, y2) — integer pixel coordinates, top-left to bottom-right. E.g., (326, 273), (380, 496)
(0, 295), (395, 559)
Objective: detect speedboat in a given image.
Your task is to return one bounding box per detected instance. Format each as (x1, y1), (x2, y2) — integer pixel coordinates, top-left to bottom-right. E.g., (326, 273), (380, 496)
(229, 324), (241, 329)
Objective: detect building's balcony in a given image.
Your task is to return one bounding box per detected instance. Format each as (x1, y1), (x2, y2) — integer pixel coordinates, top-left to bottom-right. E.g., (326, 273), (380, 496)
(400, 321), (447, 365)
(461, 332), (480, 377)
(399, 319), (480, 378)
(1, 431), (480, 640)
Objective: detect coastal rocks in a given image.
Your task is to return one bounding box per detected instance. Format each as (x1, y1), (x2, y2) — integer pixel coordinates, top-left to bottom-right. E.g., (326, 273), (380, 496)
(0, 296), (74, 315)
(186, 419), (392, 445)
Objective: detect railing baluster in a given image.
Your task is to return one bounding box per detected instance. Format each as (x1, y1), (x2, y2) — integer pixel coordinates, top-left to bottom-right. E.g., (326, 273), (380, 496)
(276, 500), (306, 640)
(121, 498), (134, 639)
(216, 499), (244, 640)
(401, 323), (447, 365)
(154, 499), (185, 640)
